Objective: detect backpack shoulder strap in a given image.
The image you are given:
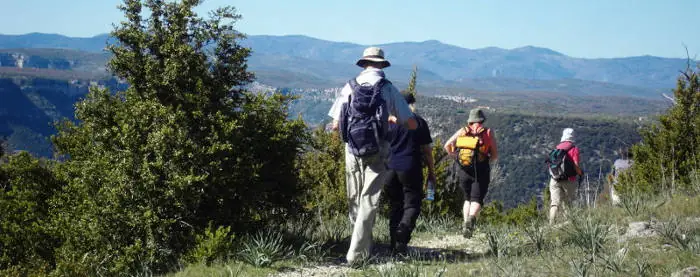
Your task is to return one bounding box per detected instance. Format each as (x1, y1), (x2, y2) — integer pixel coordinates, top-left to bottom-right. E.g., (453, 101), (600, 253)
(348, 78), (360, 92)
(345, 79), (356, 106)
(476, 127), (488, 149)
(372, 78), (389, 92)
(465, 126), (486, 136)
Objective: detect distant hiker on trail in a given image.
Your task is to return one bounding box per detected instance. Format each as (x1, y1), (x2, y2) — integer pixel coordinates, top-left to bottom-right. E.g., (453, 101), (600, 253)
(546, 128), (583, 225)
(386, 91), (435, 255)
(328, 46), (417, 264)
(444, 108), (498, 238)
(610, 148), (633, 206)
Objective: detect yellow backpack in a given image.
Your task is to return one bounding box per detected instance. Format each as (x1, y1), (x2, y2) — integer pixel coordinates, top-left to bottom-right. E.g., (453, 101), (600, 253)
(455, 127), (487, 168)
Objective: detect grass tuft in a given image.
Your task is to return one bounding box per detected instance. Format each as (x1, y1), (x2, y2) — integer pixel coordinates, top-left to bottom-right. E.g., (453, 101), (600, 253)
(564, 211), (610, 257)
(482, 225), (516, 258)
(523, 219), (548, 253)
(238, 229), (292, 267)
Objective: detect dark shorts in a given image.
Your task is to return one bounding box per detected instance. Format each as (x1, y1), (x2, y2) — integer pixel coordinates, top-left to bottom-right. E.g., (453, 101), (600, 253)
(457, 163), (490, 205)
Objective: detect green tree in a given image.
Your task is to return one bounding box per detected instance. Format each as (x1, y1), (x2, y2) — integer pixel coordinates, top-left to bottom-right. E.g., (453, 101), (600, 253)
(625, 64), (700, 195)
(50, 0), (306, 275)
(407, 65), (418, 95)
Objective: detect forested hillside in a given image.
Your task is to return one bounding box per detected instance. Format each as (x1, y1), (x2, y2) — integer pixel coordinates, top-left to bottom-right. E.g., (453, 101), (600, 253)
(0, 76), (126, 156)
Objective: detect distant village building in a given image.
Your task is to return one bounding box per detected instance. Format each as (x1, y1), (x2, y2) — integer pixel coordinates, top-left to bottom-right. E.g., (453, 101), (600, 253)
(434, 94), (477, 104)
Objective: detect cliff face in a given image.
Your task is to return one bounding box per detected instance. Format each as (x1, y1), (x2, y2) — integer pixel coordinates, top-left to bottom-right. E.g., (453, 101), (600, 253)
(0, 49), (109, 72)
(1, 52), (74, 70)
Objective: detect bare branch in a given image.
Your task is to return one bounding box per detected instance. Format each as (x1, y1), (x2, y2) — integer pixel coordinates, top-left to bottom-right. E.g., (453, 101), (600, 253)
(683, 43), (692, 73)
(662, 93), (677, 105)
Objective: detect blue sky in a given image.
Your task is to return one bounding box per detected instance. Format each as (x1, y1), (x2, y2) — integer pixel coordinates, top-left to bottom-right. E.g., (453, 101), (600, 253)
(1, 0), (698, 59)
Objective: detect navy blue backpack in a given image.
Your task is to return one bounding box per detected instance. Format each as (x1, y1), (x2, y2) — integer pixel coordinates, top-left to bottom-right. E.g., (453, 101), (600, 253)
(339, 78), (389, 157)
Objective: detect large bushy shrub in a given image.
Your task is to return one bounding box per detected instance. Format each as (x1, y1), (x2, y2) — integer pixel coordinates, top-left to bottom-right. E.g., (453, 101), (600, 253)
(296, 127), (346, 217)
(622, 64), (700, 195)
(49, 0), (306, 275)
(0, 152), (63, 273)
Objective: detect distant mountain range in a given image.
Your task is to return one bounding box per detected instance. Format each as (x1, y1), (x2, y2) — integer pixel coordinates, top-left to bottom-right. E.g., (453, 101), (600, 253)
(241, 35), (688, 92)
(0, 32), (693, 97)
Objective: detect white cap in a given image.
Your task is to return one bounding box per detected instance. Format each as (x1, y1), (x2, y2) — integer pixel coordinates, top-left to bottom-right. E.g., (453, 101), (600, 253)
(561, 128), (574, 142)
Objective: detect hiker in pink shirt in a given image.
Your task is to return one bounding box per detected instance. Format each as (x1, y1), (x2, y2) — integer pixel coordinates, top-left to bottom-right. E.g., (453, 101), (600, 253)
(548, 128), (583, 225)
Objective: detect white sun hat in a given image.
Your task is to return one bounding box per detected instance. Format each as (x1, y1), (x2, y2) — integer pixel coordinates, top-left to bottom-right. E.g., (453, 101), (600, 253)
(356, 46), (391, 68)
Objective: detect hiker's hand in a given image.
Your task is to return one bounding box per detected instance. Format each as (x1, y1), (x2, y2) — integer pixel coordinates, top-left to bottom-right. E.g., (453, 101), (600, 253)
(388, 115), (397, 124)
(444, 144), (455, 157)
(331, 120), (339, 131)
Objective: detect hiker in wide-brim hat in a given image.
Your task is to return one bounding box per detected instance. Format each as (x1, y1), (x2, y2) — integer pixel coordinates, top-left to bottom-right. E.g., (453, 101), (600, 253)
(356, 46), (391, 68)
(327, 46), (416, 266)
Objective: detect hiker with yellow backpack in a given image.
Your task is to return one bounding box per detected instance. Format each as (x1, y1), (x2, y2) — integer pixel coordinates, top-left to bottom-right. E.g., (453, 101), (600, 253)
(443, 108), (498, 238)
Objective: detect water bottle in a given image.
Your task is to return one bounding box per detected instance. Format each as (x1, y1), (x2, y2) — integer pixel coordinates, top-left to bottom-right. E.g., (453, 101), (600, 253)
(426, 180), (435, 201)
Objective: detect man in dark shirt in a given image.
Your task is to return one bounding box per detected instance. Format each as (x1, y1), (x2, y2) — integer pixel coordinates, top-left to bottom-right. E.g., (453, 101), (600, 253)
(386, 91), (436, 254)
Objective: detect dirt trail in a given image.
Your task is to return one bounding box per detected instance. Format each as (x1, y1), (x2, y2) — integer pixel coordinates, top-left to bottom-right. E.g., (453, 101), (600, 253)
(272, 233), (489, 277)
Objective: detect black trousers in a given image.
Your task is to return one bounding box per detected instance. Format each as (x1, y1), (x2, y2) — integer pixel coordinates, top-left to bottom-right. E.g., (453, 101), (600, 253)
(387, 168), (424, 245)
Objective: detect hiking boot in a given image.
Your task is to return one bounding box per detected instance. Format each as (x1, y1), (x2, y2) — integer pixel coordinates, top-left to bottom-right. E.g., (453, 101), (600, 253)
(462, 216), (475, 238)
(462, 221), (472, 238)
(394, 242), (408, 256)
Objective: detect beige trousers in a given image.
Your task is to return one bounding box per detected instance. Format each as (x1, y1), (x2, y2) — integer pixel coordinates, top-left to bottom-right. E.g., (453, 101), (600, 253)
(345, 143), (390, 263)
(548, 178), (577, 224)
